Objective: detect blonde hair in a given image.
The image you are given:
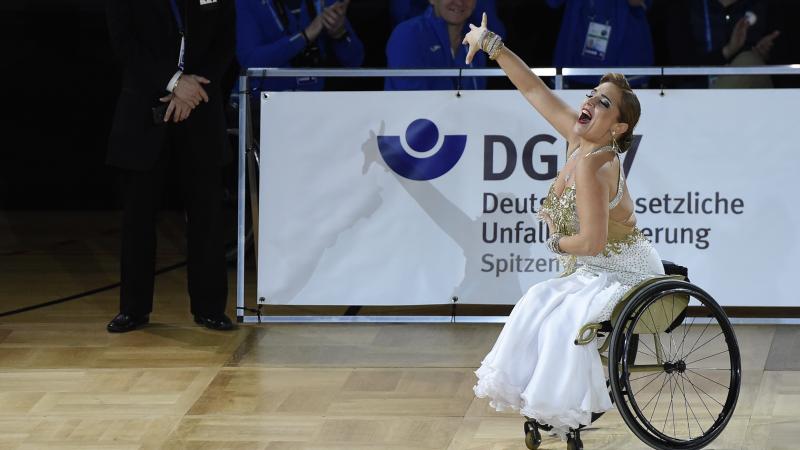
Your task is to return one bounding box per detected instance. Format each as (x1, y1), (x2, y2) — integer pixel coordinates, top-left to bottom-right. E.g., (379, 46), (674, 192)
(599, 73), (640, 153)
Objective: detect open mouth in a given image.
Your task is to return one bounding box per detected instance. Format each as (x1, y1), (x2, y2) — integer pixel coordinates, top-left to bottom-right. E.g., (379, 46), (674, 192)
(578, 108), (592, 125)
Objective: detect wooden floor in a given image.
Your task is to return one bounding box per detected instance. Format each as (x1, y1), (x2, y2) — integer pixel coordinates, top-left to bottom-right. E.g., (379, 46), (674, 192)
(1, 212), (798, 450)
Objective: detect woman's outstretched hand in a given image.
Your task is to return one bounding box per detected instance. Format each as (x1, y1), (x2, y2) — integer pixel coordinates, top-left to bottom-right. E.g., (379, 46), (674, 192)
(462, 12), (487, 65)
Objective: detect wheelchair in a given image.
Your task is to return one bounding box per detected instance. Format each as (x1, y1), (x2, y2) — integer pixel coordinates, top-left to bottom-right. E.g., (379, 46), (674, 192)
(523, 261), (741, 450)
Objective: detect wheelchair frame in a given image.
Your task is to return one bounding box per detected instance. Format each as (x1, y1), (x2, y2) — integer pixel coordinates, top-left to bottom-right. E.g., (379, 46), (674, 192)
(524, 264), (742, 450)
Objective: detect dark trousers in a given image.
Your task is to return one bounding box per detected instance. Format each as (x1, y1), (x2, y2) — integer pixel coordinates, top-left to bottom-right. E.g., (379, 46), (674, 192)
(119, 125), (228, 317)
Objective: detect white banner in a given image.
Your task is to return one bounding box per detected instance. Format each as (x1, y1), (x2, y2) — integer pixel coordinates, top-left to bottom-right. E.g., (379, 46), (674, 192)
(259, 90), (799, 307)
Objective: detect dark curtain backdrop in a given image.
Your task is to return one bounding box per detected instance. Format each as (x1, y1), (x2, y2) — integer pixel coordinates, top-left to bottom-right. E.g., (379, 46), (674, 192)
(1, 0), (796, 209)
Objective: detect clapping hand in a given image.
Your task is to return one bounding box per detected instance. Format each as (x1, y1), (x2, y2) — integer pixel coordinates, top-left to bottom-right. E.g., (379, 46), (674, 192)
(462, 12), (487, 65)
(753, 30), (780, 61)
(322, 0), (350, 39)
(723, 17), (750, 60)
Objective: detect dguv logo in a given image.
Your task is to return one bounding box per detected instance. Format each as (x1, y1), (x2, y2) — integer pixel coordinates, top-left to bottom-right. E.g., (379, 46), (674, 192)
(377, 119), (466, 181)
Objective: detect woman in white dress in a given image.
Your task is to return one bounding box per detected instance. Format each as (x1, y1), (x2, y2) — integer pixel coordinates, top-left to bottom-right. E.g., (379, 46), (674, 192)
(462, 15), (665, 439)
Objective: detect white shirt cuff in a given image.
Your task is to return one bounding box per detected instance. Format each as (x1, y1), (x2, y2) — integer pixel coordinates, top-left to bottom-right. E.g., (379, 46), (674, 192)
(167, 71), (183, 93)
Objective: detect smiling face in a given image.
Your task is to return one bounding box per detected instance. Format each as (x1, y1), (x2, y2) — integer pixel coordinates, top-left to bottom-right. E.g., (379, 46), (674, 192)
(429, 0), (476, 26)
(573, 82), (630, 144)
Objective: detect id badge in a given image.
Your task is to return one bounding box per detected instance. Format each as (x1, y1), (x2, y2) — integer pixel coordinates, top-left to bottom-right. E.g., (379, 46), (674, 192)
(582, 21), (611, 60)
(178, 36), (186, 71)
(296, 76), (318, 87)
(199, 0), (220, 10)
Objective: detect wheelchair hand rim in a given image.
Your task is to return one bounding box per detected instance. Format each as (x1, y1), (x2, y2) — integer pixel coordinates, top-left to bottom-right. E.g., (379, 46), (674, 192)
(609, 280), (742, 450)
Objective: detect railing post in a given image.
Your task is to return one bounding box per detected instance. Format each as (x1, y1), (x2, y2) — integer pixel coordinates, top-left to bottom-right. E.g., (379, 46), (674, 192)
(236, 75), (249, 323)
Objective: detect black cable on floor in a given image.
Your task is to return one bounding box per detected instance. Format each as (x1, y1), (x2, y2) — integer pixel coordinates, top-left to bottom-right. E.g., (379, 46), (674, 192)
(0, 260), (187, 318)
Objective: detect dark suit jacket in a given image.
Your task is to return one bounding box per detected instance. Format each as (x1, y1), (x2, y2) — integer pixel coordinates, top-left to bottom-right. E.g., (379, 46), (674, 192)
(106, 0), (235, 170)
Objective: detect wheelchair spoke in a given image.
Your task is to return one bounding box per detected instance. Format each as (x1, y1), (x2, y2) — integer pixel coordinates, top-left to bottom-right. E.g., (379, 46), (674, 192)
(660, 298), (675, 360)
(634, 370), (667, 397)
(684, 371), (726, 408)
(686, 368), (730, 390)
(684, 320), (712, 361)
(682, 330), (725, 361)
(681, 372), (717, 423)
(636, 339), (660, 361)
(638, 347), (660, 361)
(675, 316), (698, 363)
(611, 283), (740, 448)
(645, 373), (672, 423)
(669, 333), (679, 362)
(678, 373), (692, 439)
(630, 371), (662, 382)
(662, 374), (672, 432)
(686, 349), (730, 366)
(662, 374), (678, 436)
(646, 308), (669, 359)
(676, 371), (705, 437)
(637, 308), (657, 335)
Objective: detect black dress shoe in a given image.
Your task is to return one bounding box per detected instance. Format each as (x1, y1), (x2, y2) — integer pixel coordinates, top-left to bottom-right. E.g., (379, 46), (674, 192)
(107, 313), (150, 333)
(193, 313), (234, 331)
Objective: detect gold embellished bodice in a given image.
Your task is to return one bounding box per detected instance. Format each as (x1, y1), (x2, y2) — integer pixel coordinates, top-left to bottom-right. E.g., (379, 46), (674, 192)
(540, 182), (645, 259)
(539, 172), (664, 323)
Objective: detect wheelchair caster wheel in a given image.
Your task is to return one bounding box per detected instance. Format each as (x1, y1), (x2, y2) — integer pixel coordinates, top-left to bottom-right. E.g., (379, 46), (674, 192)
(523, 420), (542, 450)
(566, 434), (583, 450)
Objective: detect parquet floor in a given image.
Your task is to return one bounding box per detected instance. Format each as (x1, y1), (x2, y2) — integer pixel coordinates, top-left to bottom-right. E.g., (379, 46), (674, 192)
(1, 212), (797, 449)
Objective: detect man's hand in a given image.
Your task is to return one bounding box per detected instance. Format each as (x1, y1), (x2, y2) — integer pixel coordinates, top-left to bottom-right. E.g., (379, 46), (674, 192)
(462, 12), (488, 65)
(322, 0), (350, 39)
(173, 74), (210, 108)
(753, 30), (780, 61)
(160, 94), (193, 123)
(304, 12), (325, 42)
(723, 17), (750, 60)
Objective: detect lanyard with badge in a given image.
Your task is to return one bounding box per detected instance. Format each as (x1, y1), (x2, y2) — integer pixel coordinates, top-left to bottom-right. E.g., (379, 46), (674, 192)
(702, 0), (714, 53)
(271, 0), (322, 87)
(168, 0), (186, 71)
(581, 0), (611, 61)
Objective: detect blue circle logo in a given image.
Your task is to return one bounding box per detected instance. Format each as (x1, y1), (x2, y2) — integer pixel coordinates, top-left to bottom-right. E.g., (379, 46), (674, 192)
(377, 119), (467, 180)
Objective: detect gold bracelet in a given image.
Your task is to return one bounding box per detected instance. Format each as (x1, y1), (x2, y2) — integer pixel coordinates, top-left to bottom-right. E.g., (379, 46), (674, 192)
(489, 40), (505, 60)
(480, 32), (504, 60)
(480, 31), (496, 53)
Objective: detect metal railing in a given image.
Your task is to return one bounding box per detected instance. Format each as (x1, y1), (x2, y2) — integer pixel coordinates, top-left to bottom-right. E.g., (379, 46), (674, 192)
(236, 65), (800, 324)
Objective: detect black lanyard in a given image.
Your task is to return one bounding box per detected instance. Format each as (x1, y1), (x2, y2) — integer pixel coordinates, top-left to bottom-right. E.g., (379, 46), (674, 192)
(168, 0), (185, 34)
(273, 0), (318, 33)
(168, 0), (186, 70)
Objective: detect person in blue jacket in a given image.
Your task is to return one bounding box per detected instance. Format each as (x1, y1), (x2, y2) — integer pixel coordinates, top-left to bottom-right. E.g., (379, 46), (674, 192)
(385, 0), (487, 91)
(236, 0), (364, 93)
(547, 0), (654, 87)
(389, 0), (505, 40)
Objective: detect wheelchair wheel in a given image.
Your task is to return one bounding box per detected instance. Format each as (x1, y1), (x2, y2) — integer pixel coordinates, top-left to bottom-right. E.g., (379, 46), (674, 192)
(565, 429), (583, 450)
(523, 419), (542, 450)
(608, 279), (741, 450)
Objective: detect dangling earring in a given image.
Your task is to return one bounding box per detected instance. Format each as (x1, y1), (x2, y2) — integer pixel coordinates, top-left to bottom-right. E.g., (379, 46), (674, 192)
(611, 130), (621, 153)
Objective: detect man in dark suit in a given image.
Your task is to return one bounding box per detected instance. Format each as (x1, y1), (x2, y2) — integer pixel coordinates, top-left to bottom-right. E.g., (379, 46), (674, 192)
(106, 0), (236, 332)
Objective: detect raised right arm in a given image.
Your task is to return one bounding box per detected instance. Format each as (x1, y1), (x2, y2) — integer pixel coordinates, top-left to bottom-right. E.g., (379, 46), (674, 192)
(463, 14), (578, 142)
(493, 46), (578, 142)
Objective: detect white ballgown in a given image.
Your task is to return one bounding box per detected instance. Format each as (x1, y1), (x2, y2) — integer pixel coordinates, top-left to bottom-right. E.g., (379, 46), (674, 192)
(473, 157), (664, 438)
